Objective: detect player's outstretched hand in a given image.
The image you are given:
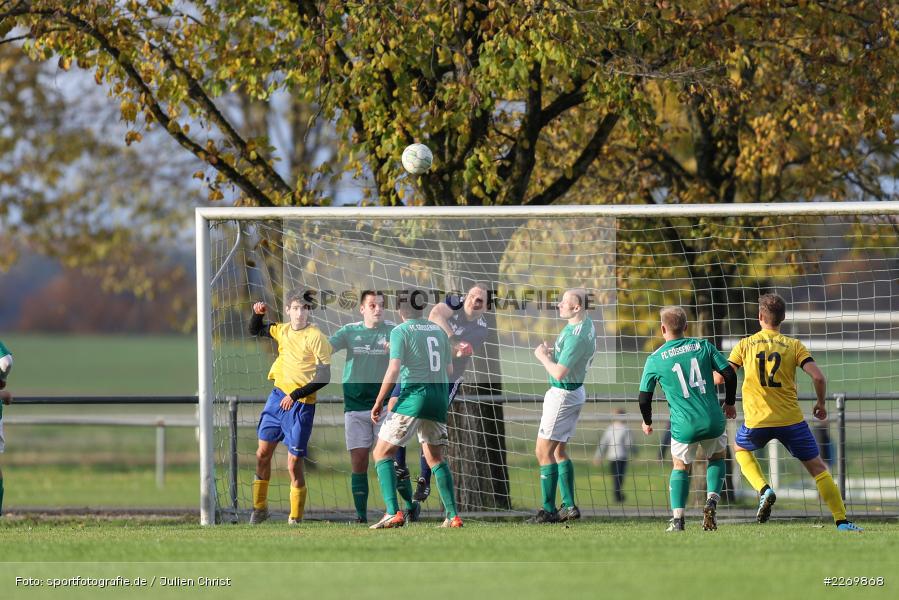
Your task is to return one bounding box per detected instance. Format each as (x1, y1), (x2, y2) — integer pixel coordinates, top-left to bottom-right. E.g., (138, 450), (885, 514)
(724, 404), (737, 419)
(0, 390), (11, 405)
(253, 301), (267, 315)
(280, 395), (295, 411)
(813, 402), (827, 420)
(641, 422), (653, 435)
(712, 371), (724, 386)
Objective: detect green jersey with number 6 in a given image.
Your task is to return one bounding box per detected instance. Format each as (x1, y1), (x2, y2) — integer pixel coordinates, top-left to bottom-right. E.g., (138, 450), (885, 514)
(639, 337), (730, 444)
(389, 318), (451, 423)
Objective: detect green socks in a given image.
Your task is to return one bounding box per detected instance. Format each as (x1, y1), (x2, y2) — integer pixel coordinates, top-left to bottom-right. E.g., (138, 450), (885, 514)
(707, 459), (725, 497)
(375, 459), (399, 515)
(540, 463), (559, 512)
(351, 472), (368, 520)
(670, 469), (689, 510)
(558, 459), (576, 508)
(432, 462), (458, 519)
(397, 475), (414, 511)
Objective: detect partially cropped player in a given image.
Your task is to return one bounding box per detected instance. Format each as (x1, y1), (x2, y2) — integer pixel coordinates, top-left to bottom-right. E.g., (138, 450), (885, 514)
(329, 290), (419, 523)
(248, 290), (332, 525)
(0, 339), (13, 516)
(529, 288), (596, 523)
(638, 307), (737, 532)
(729, 294), (861, 532)
(369, 289), (461, 529)
(395, 282), (488, 502)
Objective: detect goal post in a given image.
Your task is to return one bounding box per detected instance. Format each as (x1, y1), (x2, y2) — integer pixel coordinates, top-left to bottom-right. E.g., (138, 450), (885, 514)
(197, 202), (899, 525)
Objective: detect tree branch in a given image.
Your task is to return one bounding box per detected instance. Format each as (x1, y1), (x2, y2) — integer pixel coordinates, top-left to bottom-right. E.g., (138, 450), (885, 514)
(41, 8), (276, 207)
(525, 112), (619, 205)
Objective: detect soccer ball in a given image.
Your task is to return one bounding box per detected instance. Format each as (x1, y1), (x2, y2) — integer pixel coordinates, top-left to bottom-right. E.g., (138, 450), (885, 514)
(401, 143), (433, 175)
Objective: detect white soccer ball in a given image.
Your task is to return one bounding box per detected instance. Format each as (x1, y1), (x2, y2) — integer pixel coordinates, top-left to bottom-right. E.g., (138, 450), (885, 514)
(401, 143), (433, 175)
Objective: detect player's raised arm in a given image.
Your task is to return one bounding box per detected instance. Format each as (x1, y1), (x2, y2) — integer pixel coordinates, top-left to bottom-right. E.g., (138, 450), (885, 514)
(428, 302), (455, 339)
(249, 301), (274, 338)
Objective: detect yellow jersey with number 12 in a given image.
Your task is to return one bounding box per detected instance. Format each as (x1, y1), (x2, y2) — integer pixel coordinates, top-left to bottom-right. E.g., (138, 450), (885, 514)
(728, 329), (813, 428)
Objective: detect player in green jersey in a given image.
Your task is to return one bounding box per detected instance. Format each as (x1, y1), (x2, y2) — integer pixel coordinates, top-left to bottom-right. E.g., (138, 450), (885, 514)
(369, 289), (462, 529)
(0, 339), (13, 516)
(329, 290), (419, 523)
(638, 306), (737, 532)
(530, 288), (596, 524)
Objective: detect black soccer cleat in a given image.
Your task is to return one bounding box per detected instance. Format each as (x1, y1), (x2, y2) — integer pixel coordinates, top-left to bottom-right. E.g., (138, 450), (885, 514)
(666, 517), (685, 532)
(702, 497), (718, 531)
(558, 505), (581, 522)
(526, 509), (561, 524)
(413, 477), (430, 501)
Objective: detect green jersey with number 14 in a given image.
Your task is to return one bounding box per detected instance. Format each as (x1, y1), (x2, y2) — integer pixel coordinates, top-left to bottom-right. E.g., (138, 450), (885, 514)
(639, 337), (729, 444)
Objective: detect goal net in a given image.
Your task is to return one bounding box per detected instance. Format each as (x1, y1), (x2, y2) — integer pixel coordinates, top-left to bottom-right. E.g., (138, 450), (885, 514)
(196, 204), (899, 525)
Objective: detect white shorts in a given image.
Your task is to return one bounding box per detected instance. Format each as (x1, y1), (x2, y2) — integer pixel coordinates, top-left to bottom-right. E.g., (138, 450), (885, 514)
(0, 419), (5, 453)
(344, 410), (388, 451)
(378, 413), (448, 447)
(671, 433), (728, 465)
(538, 386), (586, 442)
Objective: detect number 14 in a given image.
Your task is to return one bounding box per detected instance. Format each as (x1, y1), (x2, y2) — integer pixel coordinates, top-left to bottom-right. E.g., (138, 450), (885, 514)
(672, 358), (707, 398)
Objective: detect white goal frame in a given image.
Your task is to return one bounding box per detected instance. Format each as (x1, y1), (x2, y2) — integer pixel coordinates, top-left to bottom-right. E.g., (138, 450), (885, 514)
(196, 201), (899, 525)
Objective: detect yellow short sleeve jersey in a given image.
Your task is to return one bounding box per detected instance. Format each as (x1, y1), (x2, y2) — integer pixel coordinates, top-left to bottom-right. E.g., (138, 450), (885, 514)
(728, 329), (813, 428)
(267, 323), (332, 403)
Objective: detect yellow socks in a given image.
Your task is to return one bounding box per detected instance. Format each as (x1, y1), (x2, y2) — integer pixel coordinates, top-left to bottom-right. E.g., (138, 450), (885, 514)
(290, 485), (307, 520)
(815, 471), (847, 522)
(253, 479), (269, 510)
(735, 450), (768, 492)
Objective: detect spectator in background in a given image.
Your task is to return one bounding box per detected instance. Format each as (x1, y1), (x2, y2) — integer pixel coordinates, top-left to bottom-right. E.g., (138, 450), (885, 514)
(594, 409), (636, 503)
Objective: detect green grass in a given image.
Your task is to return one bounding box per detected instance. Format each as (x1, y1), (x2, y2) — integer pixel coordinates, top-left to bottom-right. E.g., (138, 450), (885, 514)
(0, 518), (895, 600)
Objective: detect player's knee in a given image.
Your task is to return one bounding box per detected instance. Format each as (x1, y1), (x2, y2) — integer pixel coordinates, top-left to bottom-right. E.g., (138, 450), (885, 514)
(803, 455), (827, 476)
(256, 446), (274, 464)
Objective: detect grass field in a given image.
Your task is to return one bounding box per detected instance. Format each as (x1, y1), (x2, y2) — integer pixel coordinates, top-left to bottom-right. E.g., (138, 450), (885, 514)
(0, 517), (895, 600)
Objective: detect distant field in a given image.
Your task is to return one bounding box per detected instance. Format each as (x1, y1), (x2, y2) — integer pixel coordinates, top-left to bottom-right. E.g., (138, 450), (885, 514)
(0, 518), (895, 600)
(4, 333), (898, 397)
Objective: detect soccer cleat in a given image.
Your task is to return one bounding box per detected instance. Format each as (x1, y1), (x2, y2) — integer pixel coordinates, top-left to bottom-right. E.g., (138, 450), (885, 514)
(702, 497), (718, 531)
(287, 517), (300, 525)
(369, 511), (406, 530)
(249, 508), (270, 525)
(353, 516), (368, 524)
(757, 488), (777, 523)
(837, 521), (863, 532)
(439, 515), (464, 528)
(526, 509), (560, 524)
(394, 461), (410, 481)
(407, 501), (421, 523)
(558, 505), (581, 522)
(666, 517), (685, 532)
(413, 477), (431, 501)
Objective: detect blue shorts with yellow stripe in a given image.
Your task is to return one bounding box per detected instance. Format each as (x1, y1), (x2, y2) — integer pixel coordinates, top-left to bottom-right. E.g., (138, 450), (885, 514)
(257, 388), (316, 457)
(736, 421), (819, 462)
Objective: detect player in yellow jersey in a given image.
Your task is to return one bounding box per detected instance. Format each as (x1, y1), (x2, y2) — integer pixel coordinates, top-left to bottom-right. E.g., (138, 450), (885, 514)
(727, 294), (861, 531)
(248, 290), (332, 525)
